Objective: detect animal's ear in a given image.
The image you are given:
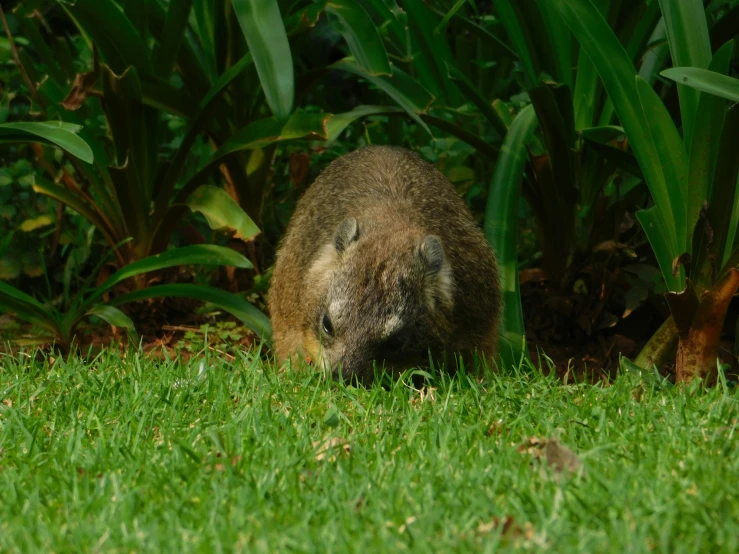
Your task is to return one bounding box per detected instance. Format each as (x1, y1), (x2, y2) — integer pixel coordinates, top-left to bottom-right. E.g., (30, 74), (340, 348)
(418, 235), (445, 274)
(334, 217), (359, 253)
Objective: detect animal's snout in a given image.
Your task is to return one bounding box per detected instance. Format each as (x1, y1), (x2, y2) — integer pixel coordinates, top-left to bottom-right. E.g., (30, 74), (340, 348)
(329, 353), (377, 386)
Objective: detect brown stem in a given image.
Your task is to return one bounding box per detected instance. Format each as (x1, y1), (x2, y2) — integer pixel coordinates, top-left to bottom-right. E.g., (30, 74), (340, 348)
(634, 316), (679, 371)
(0, 6), (44, 110)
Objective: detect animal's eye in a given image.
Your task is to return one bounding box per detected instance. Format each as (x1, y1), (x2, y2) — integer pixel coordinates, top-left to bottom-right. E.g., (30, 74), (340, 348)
(321, 313), (334, 338)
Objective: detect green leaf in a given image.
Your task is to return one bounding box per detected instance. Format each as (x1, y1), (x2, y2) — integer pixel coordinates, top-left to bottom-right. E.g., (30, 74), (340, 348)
(548, 0), (683, 291)
(685, 41), (734, 251)
(635, 76), (688, 255)
(693, 105), (739, 286)
(184, 185), (261, 242)
(332, 59), (435, 134)
(62, 0), (152, 75)
(483, 104), (538, 365)
(326, 0), (391, 76)
(573, 49), (598, 129)
(140, 76), (199, 117)
(636, 206), (681, 293)
(15, 16), (67, 85)
(96, 245), (253, 298)
(0, 282), (59, 335)
(656, 0), (711, 150)
(362, 0), (409, 58)
(402, 0), (461, 106)
(434, 0), (468, 34)
(18, 215), (54, 232)
(232, 0), (294, 121)
(176, 112), (331, 204)
(153, 0), (194, 75)
(153, 53), (254, 218)
(213, 113), (329, 163)
(0, 256), (21, 280)
(446, 62), (508, 136)
(109, 284), (272, 342)
(85, 305), (137, 335)
(32, 177), (119, 249)
(726, 176), (739, 271)
(285, 2), (327, 36)
(495, 0), (538, 85)
(419, 114), (499, 160)
(528, 84), (577, 275)
(661, 67), (739, 104)
(0, 122), (93, 163)
(325, 105), (395, 143)
(536, 0), (573, 87)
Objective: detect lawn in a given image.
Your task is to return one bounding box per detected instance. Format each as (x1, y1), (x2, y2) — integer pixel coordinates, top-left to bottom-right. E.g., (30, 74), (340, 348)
(0, 347), (737, 553)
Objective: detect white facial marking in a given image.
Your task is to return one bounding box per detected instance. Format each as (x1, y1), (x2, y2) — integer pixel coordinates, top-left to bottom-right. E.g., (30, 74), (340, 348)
(383, 314), (403, 338)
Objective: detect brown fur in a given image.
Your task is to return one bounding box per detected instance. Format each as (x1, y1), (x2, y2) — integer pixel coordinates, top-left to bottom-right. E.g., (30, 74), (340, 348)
(268, 146), (502, 383)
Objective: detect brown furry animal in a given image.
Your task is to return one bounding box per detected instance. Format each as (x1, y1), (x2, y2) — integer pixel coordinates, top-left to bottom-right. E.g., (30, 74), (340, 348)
(268, 146), (502, 383)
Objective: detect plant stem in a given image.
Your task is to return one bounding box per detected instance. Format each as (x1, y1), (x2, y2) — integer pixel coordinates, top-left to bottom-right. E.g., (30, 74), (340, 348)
(0, 6), (44, 110)
(634, 315), (679, 370)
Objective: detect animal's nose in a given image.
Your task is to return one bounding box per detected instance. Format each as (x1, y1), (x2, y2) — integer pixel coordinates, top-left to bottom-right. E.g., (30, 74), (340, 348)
(329, 356), (370, 385)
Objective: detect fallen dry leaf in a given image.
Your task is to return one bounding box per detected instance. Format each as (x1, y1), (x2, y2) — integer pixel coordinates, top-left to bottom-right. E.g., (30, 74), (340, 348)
(61, 70), (98, 111)
(313, 437), (350, 462)
(398, 516), (416, 533)
(409, 386), (437, 406)
(487, 419), (507, 436)
(289, 151), (311, 187)
(517, 436), (584, 479)
(477, 515), (534, 542)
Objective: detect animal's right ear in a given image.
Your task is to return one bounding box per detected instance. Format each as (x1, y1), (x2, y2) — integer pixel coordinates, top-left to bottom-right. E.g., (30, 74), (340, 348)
(334, 217), (359, 253)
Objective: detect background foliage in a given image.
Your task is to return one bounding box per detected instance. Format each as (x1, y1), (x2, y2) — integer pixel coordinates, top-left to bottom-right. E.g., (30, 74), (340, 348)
(0, 0), (738, 380)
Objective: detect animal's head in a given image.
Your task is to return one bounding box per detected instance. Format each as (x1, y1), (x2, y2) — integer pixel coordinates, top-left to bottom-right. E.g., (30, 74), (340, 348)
(302, 217), (455, 384)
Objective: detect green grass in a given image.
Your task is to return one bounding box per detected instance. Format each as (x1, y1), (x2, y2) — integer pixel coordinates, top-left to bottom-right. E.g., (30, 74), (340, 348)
(0, 347), (738, 553)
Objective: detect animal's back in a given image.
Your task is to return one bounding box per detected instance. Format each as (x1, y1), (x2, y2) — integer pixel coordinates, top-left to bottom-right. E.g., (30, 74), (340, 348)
(269, 145), (502, 372)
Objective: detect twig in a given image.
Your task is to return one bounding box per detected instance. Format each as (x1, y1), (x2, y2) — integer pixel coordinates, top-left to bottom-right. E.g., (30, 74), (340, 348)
(0, 5), (45, 110)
